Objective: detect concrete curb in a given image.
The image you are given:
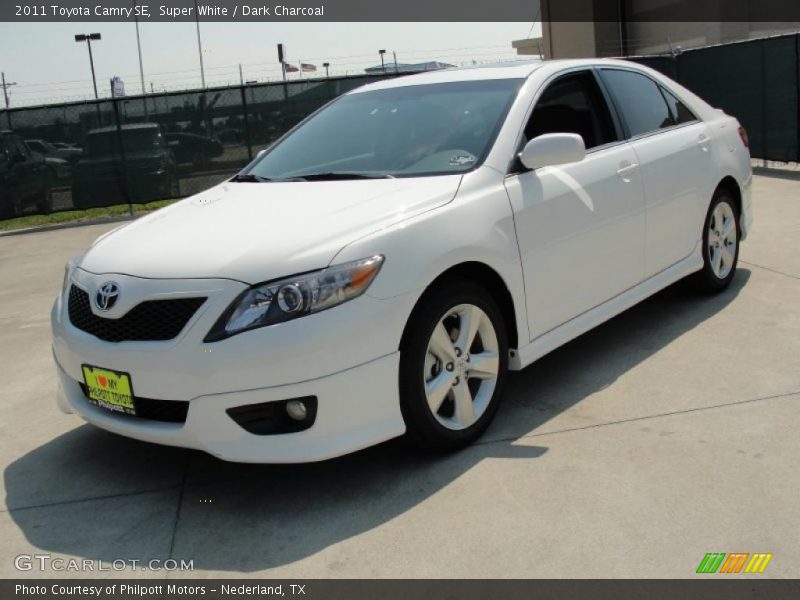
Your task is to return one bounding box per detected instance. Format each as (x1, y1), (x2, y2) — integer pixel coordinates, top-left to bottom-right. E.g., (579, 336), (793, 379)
(0, 215), (138, 238)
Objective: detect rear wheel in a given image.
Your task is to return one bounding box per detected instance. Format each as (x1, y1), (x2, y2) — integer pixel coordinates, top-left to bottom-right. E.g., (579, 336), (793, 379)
(692, 189), (740, 292)
(36, 174), (53, 214)
(399, 279), (508, 451)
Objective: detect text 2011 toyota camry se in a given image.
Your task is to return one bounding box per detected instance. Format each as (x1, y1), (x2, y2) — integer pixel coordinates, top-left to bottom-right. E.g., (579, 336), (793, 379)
(51, 59), (753, 463)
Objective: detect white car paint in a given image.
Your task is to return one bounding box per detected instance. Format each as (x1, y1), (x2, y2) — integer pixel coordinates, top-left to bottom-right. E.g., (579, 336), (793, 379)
(51, 58), (753, 462)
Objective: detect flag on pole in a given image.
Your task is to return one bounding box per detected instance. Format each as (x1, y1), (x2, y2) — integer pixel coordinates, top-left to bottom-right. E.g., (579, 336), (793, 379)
(284, 63), (299, 73)
(301, 63), (317, 72)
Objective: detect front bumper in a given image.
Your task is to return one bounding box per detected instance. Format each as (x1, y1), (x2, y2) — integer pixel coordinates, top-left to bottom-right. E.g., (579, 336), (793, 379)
(51, 269), (413, 463)
(54, 351), (403, 463)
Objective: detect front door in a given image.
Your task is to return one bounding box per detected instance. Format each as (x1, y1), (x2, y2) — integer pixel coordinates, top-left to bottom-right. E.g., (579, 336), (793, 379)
(504, 70), (646, 340)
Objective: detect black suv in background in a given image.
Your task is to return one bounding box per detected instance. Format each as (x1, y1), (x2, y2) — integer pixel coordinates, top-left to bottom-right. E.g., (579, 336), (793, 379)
(71, 123), (179, 208)
(0, 130), (51, 219)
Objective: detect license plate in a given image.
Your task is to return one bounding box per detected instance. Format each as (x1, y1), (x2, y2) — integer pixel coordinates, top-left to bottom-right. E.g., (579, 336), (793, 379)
(81, 365), (135, 415)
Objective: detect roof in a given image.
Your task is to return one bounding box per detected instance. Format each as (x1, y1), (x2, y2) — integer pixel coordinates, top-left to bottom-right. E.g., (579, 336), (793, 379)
(87, 123), (160, 135)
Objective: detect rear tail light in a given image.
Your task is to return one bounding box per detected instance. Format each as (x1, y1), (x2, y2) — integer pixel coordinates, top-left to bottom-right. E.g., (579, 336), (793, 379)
(738, 126), (749, 149)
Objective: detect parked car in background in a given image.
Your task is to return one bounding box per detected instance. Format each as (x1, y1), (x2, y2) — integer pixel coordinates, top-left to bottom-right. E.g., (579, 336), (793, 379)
(1, 130), (51, 218)
(216, 128), (243, 144)
(25, 141), (71, 185)
(166, 132), (224, 167)
(52, 60), (752, 462)
(71, 123), (179, 208)
(26, 139), (83, 164)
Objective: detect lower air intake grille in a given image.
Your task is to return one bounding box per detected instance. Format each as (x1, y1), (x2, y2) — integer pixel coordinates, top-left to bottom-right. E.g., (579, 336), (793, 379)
(68, 285), (206, 342)
(79, 383), (189, 423)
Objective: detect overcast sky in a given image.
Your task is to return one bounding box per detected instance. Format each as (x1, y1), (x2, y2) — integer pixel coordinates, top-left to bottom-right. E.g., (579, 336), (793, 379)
(0, 22), (541, 106)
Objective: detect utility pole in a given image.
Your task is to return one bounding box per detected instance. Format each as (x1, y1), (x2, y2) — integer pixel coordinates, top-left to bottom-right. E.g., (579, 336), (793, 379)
(193, 0), (206, 88)
(74, 33), (102, 99)
(393, 51), (399, 73)
(239, 64), (244, 85)
(1, 72), (17, 109)
(133, 1), (146, 95)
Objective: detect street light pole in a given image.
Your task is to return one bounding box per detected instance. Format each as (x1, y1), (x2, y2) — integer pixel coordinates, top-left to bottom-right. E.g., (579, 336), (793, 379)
(323, 62), (330, 77)
(379, 49), (386, 73)
(133, 1), (146, 95)
(74, 33), (102, 99)
(193, 0), (206, 88)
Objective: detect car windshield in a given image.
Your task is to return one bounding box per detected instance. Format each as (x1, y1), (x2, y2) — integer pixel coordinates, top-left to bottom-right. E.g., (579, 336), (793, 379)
(246, 79), (523, 180)
(86, 128), (165, 156)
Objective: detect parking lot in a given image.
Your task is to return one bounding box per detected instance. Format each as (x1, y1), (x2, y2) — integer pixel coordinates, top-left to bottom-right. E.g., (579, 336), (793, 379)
(0, 172), (798, 579)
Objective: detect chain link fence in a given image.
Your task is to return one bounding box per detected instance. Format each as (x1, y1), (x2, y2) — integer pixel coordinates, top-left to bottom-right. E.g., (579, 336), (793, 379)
(0, 73), (399, 221)
(630, 32), (800, 164)
(2, 35), (798, 223)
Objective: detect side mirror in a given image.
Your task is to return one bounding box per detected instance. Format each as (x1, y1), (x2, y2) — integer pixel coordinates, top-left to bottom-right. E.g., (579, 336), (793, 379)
(519, 133), (586, 170)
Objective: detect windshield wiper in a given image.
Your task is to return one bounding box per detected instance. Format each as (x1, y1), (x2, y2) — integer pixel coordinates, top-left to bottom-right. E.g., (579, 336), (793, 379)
(230, 173), (272, 183)
(287, 172), (395, 181)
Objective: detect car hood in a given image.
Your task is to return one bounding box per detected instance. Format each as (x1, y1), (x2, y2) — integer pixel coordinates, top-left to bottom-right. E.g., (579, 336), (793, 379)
(79, 175), (462, 282)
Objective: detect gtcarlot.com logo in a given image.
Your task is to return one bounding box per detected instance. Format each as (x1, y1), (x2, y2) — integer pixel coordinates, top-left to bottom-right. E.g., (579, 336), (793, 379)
(14, 554), (194, 572)
(696, 552), (773, 574)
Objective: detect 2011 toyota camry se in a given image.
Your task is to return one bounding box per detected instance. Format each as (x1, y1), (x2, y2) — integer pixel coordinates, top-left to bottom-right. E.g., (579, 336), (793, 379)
(51, 59), (753, 463)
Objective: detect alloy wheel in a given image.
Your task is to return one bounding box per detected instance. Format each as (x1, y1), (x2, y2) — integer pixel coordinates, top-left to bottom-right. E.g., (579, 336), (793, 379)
(423, 303), (500, 430)
(707, 201), (737, 279)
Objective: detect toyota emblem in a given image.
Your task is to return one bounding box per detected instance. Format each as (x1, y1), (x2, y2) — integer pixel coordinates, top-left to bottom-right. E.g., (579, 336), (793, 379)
(95, 282), (120, 311)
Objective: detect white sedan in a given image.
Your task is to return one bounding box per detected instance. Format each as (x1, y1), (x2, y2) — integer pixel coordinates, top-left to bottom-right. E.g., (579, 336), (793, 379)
(51, 59), (753, 462)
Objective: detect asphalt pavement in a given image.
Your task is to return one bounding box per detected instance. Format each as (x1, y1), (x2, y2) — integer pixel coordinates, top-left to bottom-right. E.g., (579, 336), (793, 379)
(0, 172), (798, 578)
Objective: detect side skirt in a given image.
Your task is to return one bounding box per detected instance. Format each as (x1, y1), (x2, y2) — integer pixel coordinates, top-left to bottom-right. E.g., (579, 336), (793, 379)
(509, 244), (703, 371)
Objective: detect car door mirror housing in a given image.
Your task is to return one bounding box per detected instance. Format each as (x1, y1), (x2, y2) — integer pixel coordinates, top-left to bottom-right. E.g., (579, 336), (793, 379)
(518, 133), (586, 170)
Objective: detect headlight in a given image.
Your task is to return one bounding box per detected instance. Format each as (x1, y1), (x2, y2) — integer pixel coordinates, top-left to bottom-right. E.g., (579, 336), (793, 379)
(204, 255), (384, 342)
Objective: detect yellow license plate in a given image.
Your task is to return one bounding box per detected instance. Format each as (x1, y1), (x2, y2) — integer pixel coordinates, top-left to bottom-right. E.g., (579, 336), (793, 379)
(81, 365), (135, 415)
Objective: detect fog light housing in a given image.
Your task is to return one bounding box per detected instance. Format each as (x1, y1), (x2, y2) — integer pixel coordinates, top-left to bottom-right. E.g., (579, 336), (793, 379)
(285, 399), (308, 421)
(226, 396), (318, 435)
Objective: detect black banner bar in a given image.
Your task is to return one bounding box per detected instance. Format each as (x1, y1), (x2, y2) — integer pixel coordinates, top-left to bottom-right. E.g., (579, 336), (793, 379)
(3, 579), (800, 600)
(4, 0), (800, 22)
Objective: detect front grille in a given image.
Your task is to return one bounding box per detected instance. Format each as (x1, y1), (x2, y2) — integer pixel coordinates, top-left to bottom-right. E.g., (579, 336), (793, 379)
(79, 383), (189, 423)
(68, 285), (206, 343)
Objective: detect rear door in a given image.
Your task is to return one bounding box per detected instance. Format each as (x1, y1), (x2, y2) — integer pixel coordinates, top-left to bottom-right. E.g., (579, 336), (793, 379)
(598, 68), (711, 277)
(504, 69), (646, 340)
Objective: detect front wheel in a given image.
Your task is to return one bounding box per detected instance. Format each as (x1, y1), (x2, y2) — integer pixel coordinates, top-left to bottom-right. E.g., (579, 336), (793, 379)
(399, 279), (509, 452)
(692, 189), (740, 292)
(37, 175), (53, 214)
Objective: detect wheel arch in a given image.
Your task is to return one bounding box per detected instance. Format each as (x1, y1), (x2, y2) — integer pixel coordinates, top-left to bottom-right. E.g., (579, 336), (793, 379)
(400, 261), (520, 352)
(716, 175), (742, 218)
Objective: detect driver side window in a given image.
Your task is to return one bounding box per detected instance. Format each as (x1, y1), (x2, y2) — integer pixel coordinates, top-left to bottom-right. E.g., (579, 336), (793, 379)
(524, 71), (618, 151)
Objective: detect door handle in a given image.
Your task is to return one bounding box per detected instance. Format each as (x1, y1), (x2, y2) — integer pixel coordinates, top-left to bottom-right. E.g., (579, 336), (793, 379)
(616, 162), (638, 181)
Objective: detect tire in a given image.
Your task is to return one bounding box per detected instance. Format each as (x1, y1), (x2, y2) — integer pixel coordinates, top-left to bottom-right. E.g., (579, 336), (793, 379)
(399, 278), (509, 452)
(37, 176), (53, 214)
(692, 188), (740, 293)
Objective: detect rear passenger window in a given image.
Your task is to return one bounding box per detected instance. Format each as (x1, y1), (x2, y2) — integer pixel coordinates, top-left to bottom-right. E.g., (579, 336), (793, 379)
(524, 71), (618, 150)
(601, 69), (674, 137)
(659, 87), (697, 125)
